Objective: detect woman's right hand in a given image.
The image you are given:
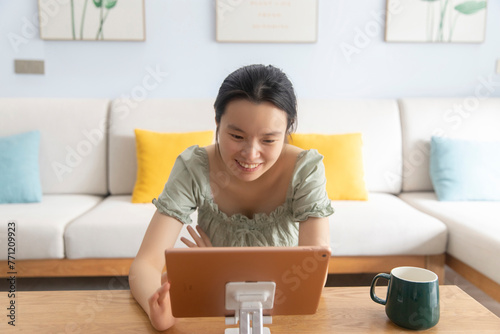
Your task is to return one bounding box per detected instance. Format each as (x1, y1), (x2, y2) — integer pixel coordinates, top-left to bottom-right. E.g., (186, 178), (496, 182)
(181, 225), (213, 247)
(147, 273), (176, 331)
(129, 212), (183, 331)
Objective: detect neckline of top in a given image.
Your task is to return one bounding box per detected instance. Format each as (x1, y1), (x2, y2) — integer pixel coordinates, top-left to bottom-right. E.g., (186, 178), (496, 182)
(197, 146), (309, 222)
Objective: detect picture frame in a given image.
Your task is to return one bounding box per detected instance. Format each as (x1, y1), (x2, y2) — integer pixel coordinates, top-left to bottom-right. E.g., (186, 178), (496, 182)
(385, 0), (487, 43)
(216, 0), (318, 43)
(38, 0), (146, 41)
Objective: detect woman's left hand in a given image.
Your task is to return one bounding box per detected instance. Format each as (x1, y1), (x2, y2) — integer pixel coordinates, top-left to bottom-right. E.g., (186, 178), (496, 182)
(181, 225), (213, 247)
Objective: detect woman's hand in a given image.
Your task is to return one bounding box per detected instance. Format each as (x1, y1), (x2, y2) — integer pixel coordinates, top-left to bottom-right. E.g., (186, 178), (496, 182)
(147, 274), (176, 331)
(181, 225), (213, 247)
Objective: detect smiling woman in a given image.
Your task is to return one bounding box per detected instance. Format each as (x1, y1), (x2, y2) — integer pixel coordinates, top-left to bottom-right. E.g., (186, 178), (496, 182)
(216, 99), (288, 182)
(128, 64), (334, 331)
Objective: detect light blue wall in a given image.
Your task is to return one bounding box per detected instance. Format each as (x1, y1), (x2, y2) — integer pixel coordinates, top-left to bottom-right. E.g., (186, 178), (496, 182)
(1, 0), (499, 99)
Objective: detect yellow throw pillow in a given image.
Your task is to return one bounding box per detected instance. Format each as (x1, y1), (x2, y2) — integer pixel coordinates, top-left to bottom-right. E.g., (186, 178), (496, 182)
(132, 129), (214, 203)
(290, 133), (368, 201)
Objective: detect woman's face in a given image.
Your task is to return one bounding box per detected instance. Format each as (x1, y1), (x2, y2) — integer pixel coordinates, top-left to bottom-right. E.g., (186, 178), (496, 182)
(217, 99), (288, 182)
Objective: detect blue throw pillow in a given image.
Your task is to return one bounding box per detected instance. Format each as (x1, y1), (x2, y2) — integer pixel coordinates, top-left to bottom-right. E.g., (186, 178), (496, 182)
(430, 136), (500, 201)
(0, 130), (42, 203)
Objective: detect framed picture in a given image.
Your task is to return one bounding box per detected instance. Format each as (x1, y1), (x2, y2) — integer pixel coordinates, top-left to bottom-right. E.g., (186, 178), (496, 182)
(385, 0), (487, 43)
(38, 0), (146, 41)
(216, 0), (318, 43)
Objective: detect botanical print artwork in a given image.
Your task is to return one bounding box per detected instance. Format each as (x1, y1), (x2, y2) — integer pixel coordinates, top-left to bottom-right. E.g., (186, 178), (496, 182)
(39, 0), (145, 41)
(386, 0), (487, 42)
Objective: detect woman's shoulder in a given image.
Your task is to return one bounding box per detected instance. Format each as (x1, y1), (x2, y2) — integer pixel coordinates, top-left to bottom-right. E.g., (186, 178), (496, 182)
(285, 144), (323, 165)
(284, 143), (303, 156)
(175, 145), (209, 170)
(177, 144), (207, 158)
(167, 145), (210, 195)
(204, 144), (216, 158)
(285, 145), (325, 184)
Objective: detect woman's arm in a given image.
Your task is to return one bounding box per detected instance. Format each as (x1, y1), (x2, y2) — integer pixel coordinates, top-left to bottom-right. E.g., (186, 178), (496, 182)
(298, 216), (330, 247)
(298, 217), (331, 285)
(129, 210), (183, 331)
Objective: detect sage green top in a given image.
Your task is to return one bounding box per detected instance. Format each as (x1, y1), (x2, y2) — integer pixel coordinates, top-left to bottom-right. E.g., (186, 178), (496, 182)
(153, 145), (334, 247)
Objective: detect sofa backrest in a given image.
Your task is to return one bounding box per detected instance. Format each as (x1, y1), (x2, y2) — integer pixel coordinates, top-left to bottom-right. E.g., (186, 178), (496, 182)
(108, 98), (216, 195)
(399, 98), (500, 192)
(296, 99), (402, 194)
(0, 98), (110, 195)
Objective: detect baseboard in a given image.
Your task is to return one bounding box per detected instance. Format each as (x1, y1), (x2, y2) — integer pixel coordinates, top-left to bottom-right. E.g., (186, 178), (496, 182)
(1, 254), (446, 284)
(328, 254), (445, 283)
(446, 254), (500, 303)
(0, 258), (134, 278)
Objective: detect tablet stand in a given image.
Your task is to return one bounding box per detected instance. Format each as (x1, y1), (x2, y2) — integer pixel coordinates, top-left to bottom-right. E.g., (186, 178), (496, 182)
(225, 282), (276, 334)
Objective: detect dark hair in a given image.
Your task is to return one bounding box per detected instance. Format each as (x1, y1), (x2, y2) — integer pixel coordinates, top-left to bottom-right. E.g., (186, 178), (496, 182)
(214, 64), (297, 137)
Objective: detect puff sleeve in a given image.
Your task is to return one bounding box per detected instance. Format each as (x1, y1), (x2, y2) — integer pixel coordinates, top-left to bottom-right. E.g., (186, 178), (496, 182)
(292, 150), (334, 222)
(152, 146), (205, 224)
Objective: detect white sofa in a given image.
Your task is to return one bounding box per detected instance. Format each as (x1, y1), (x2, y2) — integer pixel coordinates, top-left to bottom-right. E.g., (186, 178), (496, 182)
(1, 97), (498, 300)
(397, 98), (500, 301)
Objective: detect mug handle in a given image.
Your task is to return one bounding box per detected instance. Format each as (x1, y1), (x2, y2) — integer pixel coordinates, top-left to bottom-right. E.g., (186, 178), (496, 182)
(370, 273), (391, 305)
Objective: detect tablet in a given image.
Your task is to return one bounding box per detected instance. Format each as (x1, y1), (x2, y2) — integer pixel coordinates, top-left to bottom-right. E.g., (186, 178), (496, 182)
(165, 246), (330, 318)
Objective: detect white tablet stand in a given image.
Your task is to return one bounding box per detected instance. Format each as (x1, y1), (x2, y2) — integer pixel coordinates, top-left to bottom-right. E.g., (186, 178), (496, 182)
(225, 282), (276, 334)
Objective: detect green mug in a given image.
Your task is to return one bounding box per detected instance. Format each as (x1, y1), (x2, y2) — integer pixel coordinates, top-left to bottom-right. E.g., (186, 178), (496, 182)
(370, 266), (440, 330)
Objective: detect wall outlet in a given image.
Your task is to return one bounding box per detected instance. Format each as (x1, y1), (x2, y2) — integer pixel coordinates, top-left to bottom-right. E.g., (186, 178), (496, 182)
(14, 59), (45, 74)
(497, 59), (500, 74)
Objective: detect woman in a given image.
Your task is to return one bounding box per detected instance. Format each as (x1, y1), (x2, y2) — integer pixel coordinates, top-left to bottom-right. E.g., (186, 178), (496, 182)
(129, 64), (334, 331)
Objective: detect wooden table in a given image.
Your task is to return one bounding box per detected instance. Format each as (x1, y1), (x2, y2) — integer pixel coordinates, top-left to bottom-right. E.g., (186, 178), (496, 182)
(2, 286), (500, 333)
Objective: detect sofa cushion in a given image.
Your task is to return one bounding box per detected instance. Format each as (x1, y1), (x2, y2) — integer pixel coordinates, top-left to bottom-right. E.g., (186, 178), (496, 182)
(430, 136), (500, 201)
(0, 195), (103, 260)
(296, 99), (402, 194)
(108, 99), (216, 195)
(399, 192), (500, 285)
(64, 196), (194, 259)
(132, 129), (214, 203)
(291, 132), (368, 200)
(66, 194), (448, 259)
(399, 98), (500, 192)
(331, 193), (447, 256)
(0, 98), (110, 195)
(0, 130), (42, 203)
